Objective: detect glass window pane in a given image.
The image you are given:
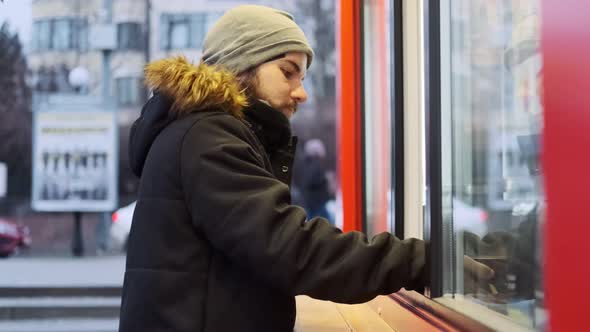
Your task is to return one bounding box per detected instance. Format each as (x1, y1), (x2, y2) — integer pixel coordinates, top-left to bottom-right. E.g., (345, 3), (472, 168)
(130, 78), (140, 104)
(117, 23), (129, 49)
(441, 0), (545, 328)
(190, 14), (206, 48)
(116, 78), (140, 107)
(52, 19), (71, 50)
(160, 14), (170, 50)
(36, 20), (51, 50)
(32, 21), (40, 51)
(79, 18), (88, 51)
(71, 18), (85, 51)
(205, 12), (223, 32)
(169, 18), (190, 49)
(161, 14), (190, 50)
(118, 22), (143, 50)
(362, 0), (393, 237)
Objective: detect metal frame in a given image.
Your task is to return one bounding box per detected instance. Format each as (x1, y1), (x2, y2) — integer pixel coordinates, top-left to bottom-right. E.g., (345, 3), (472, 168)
(391, 0), (405, 238)
(401, 0), (425, 240)
(423, 0), (443, 297)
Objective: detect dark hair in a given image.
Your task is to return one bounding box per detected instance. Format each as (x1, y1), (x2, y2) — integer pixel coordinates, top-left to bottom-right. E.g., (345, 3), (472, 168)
(236, 67), (259, 100)
(235, 54), (285, 100)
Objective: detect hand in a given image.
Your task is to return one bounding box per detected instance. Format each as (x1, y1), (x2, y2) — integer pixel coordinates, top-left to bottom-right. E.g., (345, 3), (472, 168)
(463, 255), (496, 295)
(464, 255), (495, 280)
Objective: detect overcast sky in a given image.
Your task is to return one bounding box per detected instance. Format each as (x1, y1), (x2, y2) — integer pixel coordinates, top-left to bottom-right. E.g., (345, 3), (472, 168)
(0, 0), (32, 48)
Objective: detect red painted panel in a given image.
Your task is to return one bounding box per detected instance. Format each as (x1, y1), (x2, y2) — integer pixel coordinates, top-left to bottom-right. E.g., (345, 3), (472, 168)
(336, 0), (363, 232)
(542, 1), (590, 330)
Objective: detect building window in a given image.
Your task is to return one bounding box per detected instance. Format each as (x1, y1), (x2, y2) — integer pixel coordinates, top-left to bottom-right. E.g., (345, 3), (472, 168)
(189, 15), (207, 48)
(160, 13), (221, 51)
(74, 18), (88, 52)
(33, 20), (51, 51)
(169, 16), (190, 49)
(52, 19), (71, 50)
(117, 22), (144, 51)
(205, 12), (223, 31)
(116, 77), (143, 107)
(32, 18), (87, 52)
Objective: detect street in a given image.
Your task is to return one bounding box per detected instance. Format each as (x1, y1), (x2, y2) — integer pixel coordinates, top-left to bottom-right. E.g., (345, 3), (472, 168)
(0, 256), (125, 287)
(0, 255), (125, 332)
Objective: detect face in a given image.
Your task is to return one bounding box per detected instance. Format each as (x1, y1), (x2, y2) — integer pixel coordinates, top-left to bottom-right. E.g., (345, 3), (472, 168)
(251, 52), (308, 119)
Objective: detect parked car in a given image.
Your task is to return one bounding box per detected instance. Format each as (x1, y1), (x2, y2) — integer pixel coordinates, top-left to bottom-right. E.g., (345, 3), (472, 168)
(110, 201), (136, 251)
(0, 218), (31, 258)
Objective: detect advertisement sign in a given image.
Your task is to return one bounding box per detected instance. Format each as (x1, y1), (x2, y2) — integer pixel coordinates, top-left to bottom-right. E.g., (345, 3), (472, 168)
(32, 110), (117, 212)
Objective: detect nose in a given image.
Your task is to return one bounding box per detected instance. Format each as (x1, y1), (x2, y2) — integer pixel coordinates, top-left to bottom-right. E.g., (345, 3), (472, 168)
(291, 84), (308, 104)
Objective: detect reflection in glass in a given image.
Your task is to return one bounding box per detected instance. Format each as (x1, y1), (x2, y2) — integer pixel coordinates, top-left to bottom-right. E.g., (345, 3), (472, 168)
(362, 0), (393, 237)
(442, 0), (545, 329)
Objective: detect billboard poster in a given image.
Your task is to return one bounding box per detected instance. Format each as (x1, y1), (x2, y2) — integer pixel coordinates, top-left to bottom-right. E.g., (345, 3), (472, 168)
(32, 111), (117, 212)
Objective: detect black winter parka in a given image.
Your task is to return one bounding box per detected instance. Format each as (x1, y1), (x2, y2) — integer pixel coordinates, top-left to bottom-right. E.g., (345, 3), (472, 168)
(118, 56), (427, 332)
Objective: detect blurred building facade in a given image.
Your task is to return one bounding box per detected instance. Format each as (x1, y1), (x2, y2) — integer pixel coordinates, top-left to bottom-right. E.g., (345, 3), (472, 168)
(28, 0), (268, 125)
(27, 0), (335, 203)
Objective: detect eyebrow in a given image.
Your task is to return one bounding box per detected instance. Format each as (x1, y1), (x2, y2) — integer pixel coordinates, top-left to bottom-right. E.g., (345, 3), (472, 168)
(284, 59), (301, 73)
(283, 59), (305, 79)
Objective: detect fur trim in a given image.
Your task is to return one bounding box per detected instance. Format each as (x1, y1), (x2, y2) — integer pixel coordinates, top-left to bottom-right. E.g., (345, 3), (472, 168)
(144, 56), (248, 119)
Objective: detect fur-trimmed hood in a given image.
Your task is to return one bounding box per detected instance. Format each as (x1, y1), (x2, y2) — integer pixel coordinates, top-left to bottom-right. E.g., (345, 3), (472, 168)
(144, 56), (248, 119)
(129, 56), (249, 177)
(129, 56), (293, 178)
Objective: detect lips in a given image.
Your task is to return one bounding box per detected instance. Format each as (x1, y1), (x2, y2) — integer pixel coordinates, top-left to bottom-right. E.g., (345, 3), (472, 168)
(281, 109), (294, 118)
(280, 105), (296, 118)
(274, 101), (298, 118)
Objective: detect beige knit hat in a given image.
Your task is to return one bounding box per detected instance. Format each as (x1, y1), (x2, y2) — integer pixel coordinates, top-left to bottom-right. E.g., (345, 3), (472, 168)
(201, 5), (314, 74)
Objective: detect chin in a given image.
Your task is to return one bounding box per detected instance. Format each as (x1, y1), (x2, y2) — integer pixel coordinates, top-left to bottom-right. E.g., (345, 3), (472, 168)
(281, 110), (294, 119)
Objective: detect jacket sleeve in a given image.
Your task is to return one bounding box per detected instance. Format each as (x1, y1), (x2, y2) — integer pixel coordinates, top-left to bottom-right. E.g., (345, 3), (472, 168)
(181, 115), (427, 304)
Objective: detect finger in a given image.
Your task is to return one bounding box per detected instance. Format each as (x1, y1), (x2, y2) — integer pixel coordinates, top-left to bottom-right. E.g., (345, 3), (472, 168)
(464, 255), (495, 280)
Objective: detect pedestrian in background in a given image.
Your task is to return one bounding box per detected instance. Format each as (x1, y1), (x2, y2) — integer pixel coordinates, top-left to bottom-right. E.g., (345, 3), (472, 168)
(301, 138), (333, 223)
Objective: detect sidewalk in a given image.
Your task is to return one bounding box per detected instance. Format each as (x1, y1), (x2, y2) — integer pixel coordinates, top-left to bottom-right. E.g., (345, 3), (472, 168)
(0, 256), (126, 287)
(0, 318), (118, 332)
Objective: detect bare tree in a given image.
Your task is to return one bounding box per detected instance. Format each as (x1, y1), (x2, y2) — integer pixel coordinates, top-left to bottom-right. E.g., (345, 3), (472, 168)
(0, 23), (32, 200)
(295, 0), (336, 102)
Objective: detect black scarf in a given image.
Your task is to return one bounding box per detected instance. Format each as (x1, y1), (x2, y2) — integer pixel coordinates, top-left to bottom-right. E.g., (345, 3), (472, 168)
(243, 99), (292, 152)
